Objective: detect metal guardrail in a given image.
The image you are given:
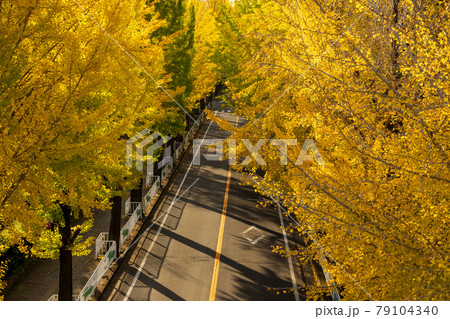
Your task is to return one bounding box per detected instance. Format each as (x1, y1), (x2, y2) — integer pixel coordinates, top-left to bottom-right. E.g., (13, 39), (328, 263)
(146, 172), (152, 188)
(125, 201), (140, 217)
(120, 203), (142, 247)
(190, 124), (198, 137)
(185, 128), (194, 145)
(49, 241), (117, 301)
(183, 111), (205, 150)
(183, 134), (189, 148)
(320, 258), (341, 301)
(146, 170), (160, 188)
(160, 159), (173, 185)
(174, 142), (183, 161)
(125, 197), (130, 216)
(144, 176), (160, 210)
(77, 241), (117, 301)
(95, 232), (115, 259)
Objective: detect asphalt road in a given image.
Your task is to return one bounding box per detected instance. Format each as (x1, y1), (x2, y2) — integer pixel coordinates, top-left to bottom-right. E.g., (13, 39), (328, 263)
(101, 106), (307, 301)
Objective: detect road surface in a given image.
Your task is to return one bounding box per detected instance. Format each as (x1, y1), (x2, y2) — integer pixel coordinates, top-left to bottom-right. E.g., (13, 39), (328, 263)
(101, 105), (309, 301)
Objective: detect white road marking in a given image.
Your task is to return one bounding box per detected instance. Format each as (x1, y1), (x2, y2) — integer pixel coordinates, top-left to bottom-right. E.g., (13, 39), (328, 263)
(123, 112), (217, 301)
(241, 226), (265, 245)
(277, 204), (300, 301)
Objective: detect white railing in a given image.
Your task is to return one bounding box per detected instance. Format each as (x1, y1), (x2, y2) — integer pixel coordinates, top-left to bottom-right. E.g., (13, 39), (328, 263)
(183, 133), (189, 148)
(146, 172), (154, 188)
(120, 203), (142, 247)
(183, 112), (204, 148)
(95, 232), (115, 259)
(174, 142), (183, 161)
(320, 258), (341, 301)
(160, 159), (173, 185)
(126, 201), (140, 217)
(125, 197), (130, 216)
(77, 241), (117, 301)
(144, 176), (160, 210)
(190, 123), (197, 136)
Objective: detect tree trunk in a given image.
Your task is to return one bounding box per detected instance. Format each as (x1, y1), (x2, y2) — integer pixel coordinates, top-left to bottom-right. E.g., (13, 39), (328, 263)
(109, 196), (122, 247)
(168, 138), (175, 160)
(214, 82), (222, 96)
(193, 104), (200, 119)
(185, 112), (191, 130)
(147, 159), (154, 180)
(200, 97), (206, 112)
(154, 158), (162, 178)
(130, 179), (143, 203)
(58, 204), (73, 301)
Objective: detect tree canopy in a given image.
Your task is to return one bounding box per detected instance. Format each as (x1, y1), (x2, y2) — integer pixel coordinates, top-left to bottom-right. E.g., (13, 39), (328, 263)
(211, 0), (449, 301)
(0, 0), (219, 299)
(1, 0), (448, 301)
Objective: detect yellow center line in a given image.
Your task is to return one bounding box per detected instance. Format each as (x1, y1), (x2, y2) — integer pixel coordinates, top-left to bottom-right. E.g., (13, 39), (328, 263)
(209, 165), (232, 301)
(209, 114), (238, 301)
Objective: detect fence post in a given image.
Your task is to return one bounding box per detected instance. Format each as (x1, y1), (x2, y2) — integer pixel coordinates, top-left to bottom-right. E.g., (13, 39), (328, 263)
(108, 196), (122, 248)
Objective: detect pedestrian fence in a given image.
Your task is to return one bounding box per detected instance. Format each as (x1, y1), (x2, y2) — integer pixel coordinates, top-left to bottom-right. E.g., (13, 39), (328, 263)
(160, 158), (173, 185)
(174, 142), (183, 161)
(320, 258), (341, 301)
(77, 241), (117, 301)
(146, 171), (154, 188)
(183, 130), (191, 147)
(48, 108), (207, 301)
(120, 203), (142, 247)
(125, 199), (140, 217)
(190, 122), (198, 136)
(124, 197), (130, 216)
(144, 176), (160, 211)
(48, 241), (117, 301)
(183, 120), (200, 148)
(95, 232), (115, 259)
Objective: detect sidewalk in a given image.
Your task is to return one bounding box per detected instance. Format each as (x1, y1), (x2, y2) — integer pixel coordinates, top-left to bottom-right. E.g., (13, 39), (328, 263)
(4, 208), (112, 301)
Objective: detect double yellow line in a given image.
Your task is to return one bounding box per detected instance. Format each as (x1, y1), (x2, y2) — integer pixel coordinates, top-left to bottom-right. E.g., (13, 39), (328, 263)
(209, 116), (238, 301)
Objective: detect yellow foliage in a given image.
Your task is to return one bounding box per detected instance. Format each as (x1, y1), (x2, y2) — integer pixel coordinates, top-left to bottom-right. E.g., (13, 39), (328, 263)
(0, 261), (6, 300)
(213, 0), (449, 300)
(0, 0), (168, 258)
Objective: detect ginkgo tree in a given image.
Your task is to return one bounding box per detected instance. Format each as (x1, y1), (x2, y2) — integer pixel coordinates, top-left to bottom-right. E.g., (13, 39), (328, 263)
(211, 0), (449, 301)
(0, 0), (223, 301)
(190, 0), (221, 104)
(0, 0), (171, 300)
